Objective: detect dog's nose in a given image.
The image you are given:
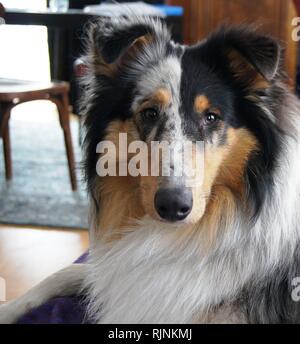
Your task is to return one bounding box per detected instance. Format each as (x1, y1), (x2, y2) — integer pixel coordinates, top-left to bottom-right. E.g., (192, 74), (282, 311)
(154, 188), (193, 222)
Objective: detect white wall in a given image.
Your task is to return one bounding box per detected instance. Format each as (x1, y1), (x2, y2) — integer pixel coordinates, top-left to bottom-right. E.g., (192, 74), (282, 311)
(0, 0), (50, 81)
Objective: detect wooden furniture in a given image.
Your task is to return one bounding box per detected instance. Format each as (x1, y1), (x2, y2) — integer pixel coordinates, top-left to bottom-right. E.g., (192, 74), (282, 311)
(168, 0), (298, 85)
(0, 3), (4, 18)
(0, 79), (77, 190)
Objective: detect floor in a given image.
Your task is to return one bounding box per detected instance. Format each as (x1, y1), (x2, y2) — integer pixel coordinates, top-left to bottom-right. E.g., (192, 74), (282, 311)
(0, 224), (89, 301)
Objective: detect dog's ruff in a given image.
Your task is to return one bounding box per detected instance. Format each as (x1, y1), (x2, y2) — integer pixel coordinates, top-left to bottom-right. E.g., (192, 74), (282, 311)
(1, 17), (300, 324)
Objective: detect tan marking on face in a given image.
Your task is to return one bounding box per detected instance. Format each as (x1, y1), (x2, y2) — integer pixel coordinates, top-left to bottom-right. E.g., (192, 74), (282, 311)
(103, 119), (140, 164)
(216, 128), (259, 194)
(93, 119), (145, 242)
(95, 175), (145, 242)
(136, 88), (171, 116)
(180, 139), (230, 226)
(152, 88), (171, 107)
(197, 127), (259, 242)
(194, 95), (211, 113)
(203, 128), (258, 194)
(180, 127), (259, 235)
(140, 176), (160, 221)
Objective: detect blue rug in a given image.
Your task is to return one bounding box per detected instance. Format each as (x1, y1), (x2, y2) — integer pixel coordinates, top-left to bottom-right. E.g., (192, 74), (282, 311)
(0, 114), (88, 229)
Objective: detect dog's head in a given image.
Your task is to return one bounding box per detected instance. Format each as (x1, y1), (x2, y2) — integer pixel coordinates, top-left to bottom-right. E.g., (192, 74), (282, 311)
(82, 17), (283, 234)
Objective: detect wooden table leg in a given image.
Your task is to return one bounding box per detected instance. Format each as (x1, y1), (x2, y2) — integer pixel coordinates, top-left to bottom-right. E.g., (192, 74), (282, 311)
(0, 103), (13, 180)
(2, 120), (12, 180)
(63, 121), (78, 191)
(52, 93), (77, 191)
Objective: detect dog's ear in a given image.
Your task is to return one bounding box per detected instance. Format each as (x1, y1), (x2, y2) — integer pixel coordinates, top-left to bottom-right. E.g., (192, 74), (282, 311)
(88, 18), (169, 76)
(207, 27), (281, 90)
(93, 22), (151, 64)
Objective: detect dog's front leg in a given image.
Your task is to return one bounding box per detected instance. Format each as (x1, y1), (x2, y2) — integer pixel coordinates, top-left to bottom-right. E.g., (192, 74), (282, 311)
(0, 264), (87, 324)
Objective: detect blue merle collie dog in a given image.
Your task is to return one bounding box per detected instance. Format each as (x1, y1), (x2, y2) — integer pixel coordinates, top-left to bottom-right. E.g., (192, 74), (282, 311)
(1, 17), (300, 324)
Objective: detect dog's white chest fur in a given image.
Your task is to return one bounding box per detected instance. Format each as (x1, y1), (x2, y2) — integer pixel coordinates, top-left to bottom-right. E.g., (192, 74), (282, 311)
(83, 219), (245, 324)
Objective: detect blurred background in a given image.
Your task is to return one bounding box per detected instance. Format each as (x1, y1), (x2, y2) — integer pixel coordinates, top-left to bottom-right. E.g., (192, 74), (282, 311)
(0, 0), (299, 301)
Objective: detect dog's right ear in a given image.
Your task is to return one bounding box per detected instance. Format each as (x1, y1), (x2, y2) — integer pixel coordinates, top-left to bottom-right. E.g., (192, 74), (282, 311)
(88, 18), (170, 76)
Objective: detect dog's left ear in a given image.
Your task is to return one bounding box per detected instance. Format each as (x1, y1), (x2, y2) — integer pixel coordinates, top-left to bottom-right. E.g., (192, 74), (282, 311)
(208, 27), (281, 90)
(88, 18), (169, 76)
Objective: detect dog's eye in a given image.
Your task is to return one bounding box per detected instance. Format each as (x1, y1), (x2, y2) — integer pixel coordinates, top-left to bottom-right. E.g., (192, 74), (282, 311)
(204, 112), (219, 125)
(141, 108), (159, 120)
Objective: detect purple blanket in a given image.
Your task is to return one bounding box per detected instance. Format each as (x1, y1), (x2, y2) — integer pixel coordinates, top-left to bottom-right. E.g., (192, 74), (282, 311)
(16, 253), (89, 324)
(16, 296), (87, 324)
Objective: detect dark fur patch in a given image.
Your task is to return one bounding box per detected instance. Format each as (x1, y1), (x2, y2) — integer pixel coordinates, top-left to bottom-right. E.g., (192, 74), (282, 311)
(238, 243), (300, 324)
